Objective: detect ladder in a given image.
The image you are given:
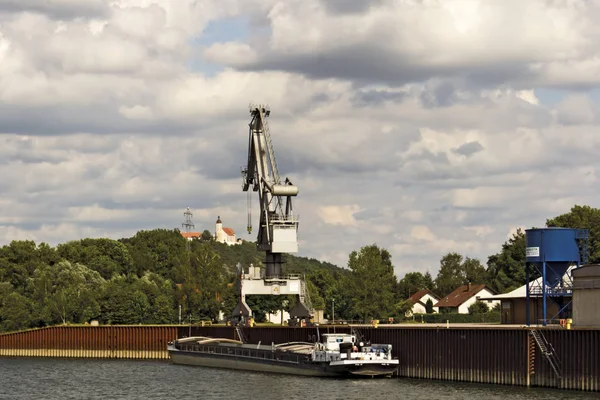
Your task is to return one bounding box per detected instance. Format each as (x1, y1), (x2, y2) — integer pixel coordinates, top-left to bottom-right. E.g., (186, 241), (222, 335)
(235, 325), (247, 344)
(530, 330), (562, 379)
(299, 277), (313, 314)
(351, 326), (367, 345)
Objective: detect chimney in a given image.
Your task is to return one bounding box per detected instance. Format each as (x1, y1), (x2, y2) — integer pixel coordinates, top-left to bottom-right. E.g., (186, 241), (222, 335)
(467, 282), (472, 291)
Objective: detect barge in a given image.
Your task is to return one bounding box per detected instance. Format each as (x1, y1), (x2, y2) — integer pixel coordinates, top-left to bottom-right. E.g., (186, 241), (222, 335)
(167, 331), (399, 378)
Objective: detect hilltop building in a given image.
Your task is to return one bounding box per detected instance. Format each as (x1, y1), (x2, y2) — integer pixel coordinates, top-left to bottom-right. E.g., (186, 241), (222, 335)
(215, 216), (241, 245)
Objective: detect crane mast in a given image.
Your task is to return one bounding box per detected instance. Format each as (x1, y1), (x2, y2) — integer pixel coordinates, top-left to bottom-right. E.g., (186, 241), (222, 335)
(241, 104), (299, 279)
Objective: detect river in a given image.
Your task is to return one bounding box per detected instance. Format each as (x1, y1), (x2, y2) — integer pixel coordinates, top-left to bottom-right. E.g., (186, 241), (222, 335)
(0, 358), (598, 400)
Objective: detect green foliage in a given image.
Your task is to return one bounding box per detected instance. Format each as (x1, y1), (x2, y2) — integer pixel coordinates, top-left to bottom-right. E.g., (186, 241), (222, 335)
(434, 253), (487, 297)
(468, 300), (490, 315)
(346, 244), (397, 321)
(425, 298), (434, 314)
(486, 228), (528, 293)
(397, 271), (435, 299)
(57, 239), (134, 280)
(2, 204), (598, 332)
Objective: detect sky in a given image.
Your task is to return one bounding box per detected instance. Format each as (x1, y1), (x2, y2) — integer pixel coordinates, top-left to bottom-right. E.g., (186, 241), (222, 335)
(1, 0), (600, 278)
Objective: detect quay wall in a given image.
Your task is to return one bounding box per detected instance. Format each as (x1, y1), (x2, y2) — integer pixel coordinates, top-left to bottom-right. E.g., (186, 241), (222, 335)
(0, 325), (598, 392)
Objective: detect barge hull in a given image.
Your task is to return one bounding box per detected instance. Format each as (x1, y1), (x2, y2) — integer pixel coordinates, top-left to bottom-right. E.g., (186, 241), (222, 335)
(169, 350), (344, 377)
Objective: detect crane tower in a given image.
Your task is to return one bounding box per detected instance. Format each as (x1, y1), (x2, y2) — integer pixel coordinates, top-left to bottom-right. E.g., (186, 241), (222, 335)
(232, 104), (313, 323)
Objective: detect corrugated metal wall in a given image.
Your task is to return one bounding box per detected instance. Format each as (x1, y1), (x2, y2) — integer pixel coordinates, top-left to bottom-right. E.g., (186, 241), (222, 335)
(0, 325), (598, 392)
(0, 326), (177, 359)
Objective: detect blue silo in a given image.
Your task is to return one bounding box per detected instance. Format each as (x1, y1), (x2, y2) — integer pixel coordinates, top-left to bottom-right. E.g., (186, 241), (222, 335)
(525, 227), (588, 326)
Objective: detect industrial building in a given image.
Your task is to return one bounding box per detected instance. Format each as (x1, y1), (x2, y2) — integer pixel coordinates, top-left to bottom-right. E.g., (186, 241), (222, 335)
(524, 228), (588, 326)
(572, 264), (600, 327)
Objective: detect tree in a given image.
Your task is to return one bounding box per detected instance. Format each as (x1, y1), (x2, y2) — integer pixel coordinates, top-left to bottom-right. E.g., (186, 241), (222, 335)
(31, 261), (105, 325)
(486, 228), (527, 293)
(57, 239), (134, 280)
(397, 272), (434, 299)
(346, 244), (397, 321)
(201, 230), (213, 241)
(435, 253), (487, 297)
(468, 300), (489, 315)
(434, 253), (464, 297)
(425, 298), (434, 314)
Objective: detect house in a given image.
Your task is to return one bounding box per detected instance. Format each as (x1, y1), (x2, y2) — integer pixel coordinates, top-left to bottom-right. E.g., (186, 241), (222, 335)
(215, 216), (239, 245)
(180, 232), (201, 240)
(434, 283), (499, 314)
(406, 289), (440, 316)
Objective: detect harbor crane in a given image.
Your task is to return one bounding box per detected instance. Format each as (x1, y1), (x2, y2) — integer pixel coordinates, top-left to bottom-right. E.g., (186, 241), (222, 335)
(232, 104), (313, 324)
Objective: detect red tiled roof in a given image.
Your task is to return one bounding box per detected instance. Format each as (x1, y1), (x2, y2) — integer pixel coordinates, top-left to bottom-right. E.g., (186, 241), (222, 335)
(408, 289), (439, 303)
(222, 227), (235, 236)
(434, 284), (491, 308)
(181, 232), (201, 239)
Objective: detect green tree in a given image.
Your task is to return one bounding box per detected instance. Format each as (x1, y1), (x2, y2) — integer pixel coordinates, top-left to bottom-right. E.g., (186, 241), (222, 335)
(425, 298), (434, 314)
(0, 291), (33, 332)
(435, 253), (487, 297)
(486, 228), (528, 293)
(57, 239), (134, 280)
(468, 300), (489, 315)
(31, 261), (105, 325)
(346, 244), (397, 321)
(201, 230), (213, 241)
(397, 271), (434, 299)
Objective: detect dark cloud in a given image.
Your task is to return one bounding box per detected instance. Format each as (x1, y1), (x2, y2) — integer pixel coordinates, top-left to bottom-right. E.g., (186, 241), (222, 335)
(353, 89), (406, 107)
(0, 105), (204, 137)
(320, 0), (386, 15)
(452, 141), (484, 157)
(0, 0), (110, 19)
(421, 82), (457, 108)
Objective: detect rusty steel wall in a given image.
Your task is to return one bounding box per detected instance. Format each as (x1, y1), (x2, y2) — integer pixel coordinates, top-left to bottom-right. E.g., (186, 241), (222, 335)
(0, 326), (178, 359)
(1, 325), (598, 392)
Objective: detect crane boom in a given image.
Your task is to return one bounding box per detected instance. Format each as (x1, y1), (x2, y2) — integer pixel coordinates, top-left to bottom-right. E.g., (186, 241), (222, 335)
(241, 104), (299, 279)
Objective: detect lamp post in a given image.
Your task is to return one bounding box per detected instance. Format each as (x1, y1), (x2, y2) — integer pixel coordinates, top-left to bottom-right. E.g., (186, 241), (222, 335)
(332, 299), (335, 325)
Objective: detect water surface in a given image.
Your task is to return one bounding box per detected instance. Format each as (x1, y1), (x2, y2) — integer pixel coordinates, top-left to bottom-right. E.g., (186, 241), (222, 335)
(0, 358), (598, 400)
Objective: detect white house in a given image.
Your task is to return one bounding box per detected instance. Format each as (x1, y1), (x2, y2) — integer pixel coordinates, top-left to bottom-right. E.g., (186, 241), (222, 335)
(215, 216), (240, 245)
(406, 289), (440, 316)
(434, 283), (500, 314)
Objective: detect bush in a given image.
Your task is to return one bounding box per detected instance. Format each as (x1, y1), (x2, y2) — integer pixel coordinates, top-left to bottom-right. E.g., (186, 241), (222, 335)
(468, 300), (490, 315)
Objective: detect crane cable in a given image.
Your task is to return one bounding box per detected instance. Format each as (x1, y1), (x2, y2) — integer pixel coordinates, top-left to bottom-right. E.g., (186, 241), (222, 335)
(247, 190), (252, 234)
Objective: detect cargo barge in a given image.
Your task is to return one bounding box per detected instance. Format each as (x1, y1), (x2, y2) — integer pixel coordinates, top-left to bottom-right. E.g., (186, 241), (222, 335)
(167, 331), (399, 378)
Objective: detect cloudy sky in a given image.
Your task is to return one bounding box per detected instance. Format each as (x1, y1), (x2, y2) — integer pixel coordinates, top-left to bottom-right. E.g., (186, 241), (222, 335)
(1, 0), (599, 278)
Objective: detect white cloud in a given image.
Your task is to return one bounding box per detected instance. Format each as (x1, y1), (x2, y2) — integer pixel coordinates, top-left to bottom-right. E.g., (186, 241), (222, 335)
(1, 0), (600, 282)
(317, 205), (361, 227)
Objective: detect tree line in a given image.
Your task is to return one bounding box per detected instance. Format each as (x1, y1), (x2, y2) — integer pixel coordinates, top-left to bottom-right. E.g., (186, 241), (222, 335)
(0, 205), (597, 332)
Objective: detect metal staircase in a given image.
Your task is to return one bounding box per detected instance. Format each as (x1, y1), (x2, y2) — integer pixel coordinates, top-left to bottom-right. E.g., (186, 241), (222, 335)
(235, 325), (247, 344)
(530, 330), (562, 379)
(299, 277), (313, 314)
